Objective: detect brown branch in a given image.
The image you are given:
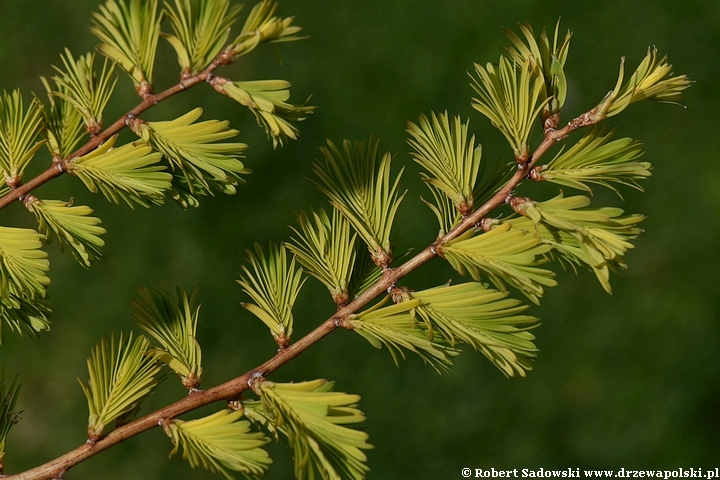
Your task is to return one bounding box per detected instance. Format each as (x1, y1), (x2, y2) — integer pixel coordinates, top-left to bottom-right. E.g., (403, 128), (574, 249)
(6, 109), (602, 480)
(0, 61), (225, 211)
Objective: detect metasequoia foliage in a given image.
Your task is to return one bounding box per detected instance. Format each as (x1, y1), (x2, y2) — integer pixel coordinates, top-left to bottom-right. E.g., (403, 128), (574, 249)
(0, 3), (690, 480)
(0, 0), (312, 341)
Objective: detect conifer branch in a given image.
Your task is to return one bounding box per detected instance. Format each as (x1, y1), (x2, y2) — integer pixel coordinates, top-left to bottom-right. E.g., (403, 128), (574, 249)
(0, 55), (229, 211)
(5, 106), (603, 480)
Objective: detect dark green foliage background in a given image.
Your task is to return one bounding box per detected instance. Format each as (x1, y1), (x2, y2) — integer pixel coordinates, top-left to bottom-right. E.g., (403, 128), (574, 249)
(0, 0), (718, 478)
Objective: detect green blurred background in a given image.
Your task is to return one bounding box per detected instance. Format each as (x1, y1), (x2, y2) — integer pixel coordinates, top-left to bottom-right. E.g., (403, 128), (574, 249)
(0, 0), (718, 478)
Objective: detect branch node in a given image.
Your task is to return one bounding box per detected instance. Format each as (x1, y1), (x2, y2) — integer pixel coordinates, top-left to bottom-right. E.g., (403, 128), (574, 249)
(158, 418), (173, 429)
(86, 123), (102, 137)
(208, 75), (227, 92)
(137, 82), (154, 99)
(373, 248), (393, 270)
(334, 316), (353, 329)
(57, 151), (72, 170)
(508, 196), (534, 214)
(389, 285), (412, 304)
(159, 418), (173, 435)
(4, 173), (20, 190)
(227, 398), (244, 412)
(332, 291), (350, 308)
(126, 115), (146, 136)
(274, 332), (290, 351)
(543, 110), (560, 133)
(248, 372), (265, 395)
(479, 217), (499, 232)
(458, 200), (473, 217)
(213, 49), (235, 68)
(182, 372), (201, 391)
(21, 194), (38, 210)
(529, 166), (545, 181)
(515, 151), (530, 165)
(565, 107), (599, 134)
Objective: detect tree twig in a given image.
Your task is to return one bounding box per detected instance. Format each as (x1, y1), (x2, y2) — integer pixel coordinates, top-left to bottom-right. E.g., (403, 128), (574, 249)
(0, 59), (227, 211)
(6, 108), (602, 480)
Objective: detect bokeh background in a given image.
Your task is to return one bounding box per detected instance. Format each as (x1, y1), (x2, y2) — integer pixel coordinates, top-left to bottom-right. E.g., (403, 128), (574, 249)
(0, 0), (718, 478)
